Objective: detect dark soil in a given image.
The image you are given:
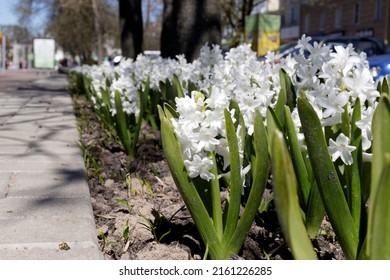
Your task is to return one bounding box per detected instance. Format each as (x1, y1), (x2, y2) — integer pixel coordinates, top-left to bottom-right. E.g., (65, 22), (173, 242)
(72, 95), (345, 260)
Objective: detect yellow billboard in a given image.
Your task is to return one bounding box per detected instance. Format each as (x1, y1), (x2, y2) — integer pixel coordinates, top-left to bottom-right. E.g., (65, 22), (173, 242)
(259, 31), (280, 55)
(245, 14), (281, 56)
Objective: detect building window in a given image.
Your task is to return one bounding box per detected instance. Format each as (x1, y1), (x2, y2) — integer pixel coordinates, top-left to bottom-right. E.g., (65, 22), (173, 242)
(320, 11), (326, 32)
(304, 14), (311, 34)
(354, 3), (360, 25)
(375, 0), (383, 21)
(335, 7), (342, 28)
(281, 14), (286, 25)
(291, 5), (298, 24)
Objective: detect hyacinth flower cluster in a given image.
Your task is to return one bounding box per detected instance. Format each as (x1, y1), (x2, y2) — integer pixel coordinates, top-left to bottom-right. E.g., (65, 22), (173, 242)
(71, 44), (284, 161)
(268, 35), (390, 260)
(77, 62), (143, 159)
(159, 44), (291, 259)
(170, 44), (283, 182)
(288, 35), (378, 163)
(71, 54), (183, 159)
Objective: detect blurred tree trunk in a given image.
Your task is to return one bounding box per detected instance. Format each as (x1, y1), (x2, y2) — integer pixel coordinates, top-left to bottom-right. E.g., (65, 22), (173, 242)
(119, 0), (143, 59)
(160, 0), (221, 62)
(91, 0), (103, 64)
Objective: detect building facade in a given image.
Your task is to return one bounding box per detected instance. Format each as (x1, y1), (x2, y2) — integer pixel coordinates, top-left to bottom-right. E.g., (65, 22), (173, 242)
(299, 0), (390, 44)
(280, 0), (301, 43)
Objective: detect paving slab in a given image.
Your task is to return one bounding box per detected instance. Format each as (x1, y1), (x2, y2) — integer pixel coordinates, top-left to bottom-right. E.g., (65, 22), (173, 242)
(0, 70), (103, 260)
(2, 171), (90, 198)
(0, 243), (102, 260)
(0, 197), (94, 219)
(0, 142), (28, 157)
(0, 161), (85, 172)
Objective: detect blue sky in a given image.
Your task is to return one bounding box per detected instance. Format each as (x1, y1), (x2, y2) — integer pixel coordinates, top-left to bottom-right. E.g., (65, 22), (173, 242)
(0, 0), (18, 25)
(0, 0), (48, 35)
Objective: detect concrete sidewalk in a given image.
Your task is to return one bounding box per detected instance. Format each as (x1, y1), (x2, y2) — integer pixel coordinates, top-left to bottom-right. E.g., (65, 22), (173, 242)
(0, 71), (103, 259)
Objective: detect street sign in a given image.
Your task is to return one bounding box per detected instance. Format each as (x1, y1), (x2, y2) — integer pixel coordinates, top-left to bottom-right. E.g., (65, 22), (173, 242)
(33, 38), (56, 69)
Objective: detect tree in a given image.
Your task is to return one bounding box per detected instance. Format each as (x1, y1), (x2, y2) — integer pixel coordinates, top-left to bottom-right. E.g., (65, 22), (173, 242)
(160, 0), (222, 61)
(47, 1), (95, 63)
(0, 25), (32, 45)
(119, 0), (143, 59)
(220, 0), (257, 48)
(14, 0), (119, 64)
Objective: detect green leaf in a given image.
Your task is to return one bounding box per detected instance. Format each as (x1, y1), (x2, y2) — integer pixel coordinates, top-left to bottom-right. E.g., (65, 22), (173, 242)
(284, 106), (324, 237)
(274, 88), (287, 128)
(114, 91), (133, 158)
(96, 87), (116, 133)
(209, 153), (223, 240)
(379, 76), (390, 95)
(371, 95), (390, 198)
(161, 103), (179, 120)
(101, 79), (112, 106)
(143, 77), (161, 130)
(348, 100), (363, 233)
(266, 107), (284, 154)
(188, 80), (197, 94)
(279, 68), (296, 111)
(172, 75), (184, 98)
(159, 110), (224, 259)
(222, 109), (242, 246)
(367, 155), (390, 259)
(159, 80), (168, 101)
(297, 95), (359, 259)
(123, 220), (129, 240)
(284, 106), (311, 208)
(368, 94), (390, 259)
(271, 130), (317, 260)
(160, 79), (177, 107)
(305, 181), (325, 238)
(340, 103), (350, 138)
(227, 110), (269, 254)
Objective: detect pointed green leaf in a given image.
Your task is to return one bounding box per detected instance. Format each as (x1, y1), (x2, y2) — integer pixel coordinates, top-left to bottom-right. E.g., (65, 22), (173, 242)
(160, 112), (224, 259)
(368, 94), (390, 259)
(279, 68), (296, 111)
(228, 110), (269, 254)
(222, 109), (242, 246)
(379, 76), (390, 95)
(368, 155), (390, 259)
(101, 81), (112, 107)
(162, 102), (179, 120)
(297, 95), (359, 259)
(172, 75), (184, 98)
(274, 88), (287, 127)
(348, 100), (362, 232)
(266, 107), (284, 154)
(305, 181), (325, 238)
(188, 80), (197, 94)
(115, 91), (133, 158)
(284, 106), (311, 208)
(271, 130), (317, 260)
(285, 105), (325, 237)
(371, 95), (390, 197)
(209, 153), (223, 240)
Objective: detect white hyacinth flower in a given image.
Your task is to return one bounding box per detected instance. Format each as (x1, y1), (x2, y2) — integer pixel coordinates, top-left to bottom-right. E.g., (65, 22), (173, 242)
(328, 133), (356, 165)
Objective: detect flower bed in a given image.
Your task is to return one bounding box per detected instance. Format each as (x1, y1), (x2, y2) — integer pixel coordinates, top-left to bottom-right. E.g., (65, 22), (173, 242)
(69, 35), (390, 260)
